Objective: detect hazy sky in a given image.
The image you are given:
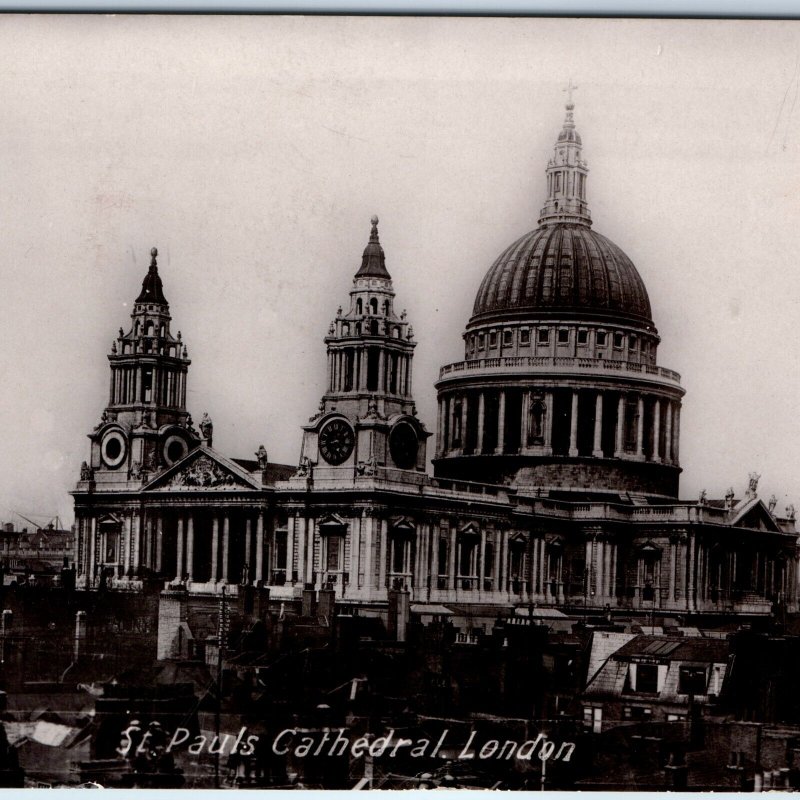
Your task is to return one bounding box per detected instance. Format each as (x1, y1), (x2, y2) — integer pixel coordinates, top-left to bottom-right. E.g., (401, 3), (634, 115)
(1, 16), (799, 527)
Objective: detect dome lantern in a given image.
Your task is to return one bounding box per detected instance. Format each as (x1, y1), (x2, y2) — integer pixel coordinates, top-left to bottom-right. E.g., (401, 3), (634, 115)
(538, 81), (592, 228)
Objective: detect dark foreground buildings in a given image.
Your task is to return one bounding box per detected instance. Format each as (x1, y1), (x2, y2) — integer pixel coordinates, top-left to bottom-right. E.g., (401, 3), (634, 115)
(3, 97), (800, 788)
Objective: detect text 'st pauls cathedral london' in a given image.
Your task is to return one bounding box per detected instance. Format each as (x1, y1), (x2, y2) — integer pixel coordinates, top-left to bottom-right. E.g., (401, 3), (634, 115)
(5, 59), (800, 790)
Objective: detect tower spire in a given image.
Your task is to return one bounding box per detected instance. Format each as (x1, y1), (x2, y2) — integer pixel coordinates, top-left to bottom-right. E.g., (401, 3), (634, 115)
(355, 215), (391, 279)
(136, 246), (168, 304)
(538, 87), (592, 227)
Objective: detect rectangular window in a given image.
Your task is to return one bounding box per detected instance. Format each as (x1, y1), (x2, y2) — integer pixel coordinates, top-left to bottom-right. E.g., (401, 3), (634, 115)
(489, 332), (498, 348)
(577, 329), (588, 345)
(629, 335), (638, 350)
(678, 666), (707, 695)
(596, 331), (607, 346)
(520, 328), (530, 345)
(614, 332), (624, 349)
(558, 329), (569, 344)
(478, 333), (485, 349)
(326, 536), (342, 571)
(538, 328), (550, 344)
(635, 663), (659, 693)
(503, 329), (513, 346)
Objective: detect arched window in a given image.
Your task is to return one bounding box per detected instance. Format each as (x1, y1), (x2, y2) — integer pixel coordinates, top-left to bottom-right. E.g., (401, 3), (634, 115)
(160, 323), (165, 338)
(145, 321), (155, 337)
(383, 299), (390, 315)
(134, 321), (141, 337)
(356, 298), (363, 315)
(342, 323), (350, 336)
(370, 319), (379, 335)
(370, 298), (378, 315)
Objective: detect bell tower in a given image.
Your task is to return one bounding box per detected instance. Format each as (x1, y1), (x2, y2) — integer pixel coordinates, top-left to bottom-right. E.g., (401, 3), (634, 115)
(81, 247), (201, 489)
(300, 217), (430, 474)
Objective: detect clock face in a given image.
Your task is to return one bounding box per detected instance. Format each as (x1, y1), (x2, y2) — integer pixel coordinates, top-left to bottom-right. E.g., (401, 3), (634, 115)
(390, 422), (418, 470)
(319, 419), (355, 465)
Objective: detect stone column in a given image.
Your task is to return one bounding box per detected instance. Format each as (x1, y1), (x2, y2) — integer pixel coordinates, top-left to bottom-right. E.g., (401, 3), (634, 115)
(585, 538), (593, 599)
(636, 396), (645, 459)
(664, 401), (673, 463)
(378, 519), (388, 590)
(449, 525), (457, 590)
(286, 517), (295, 582)
(609, 542), (617, 601)
(378, 350), (386, 391)
(595, 540), (604, 599)
(186, 515), (195, 580)
(133, 511), (142, 573)
(673, 405), (681, 464)
(437, 399), (445, 455)
(175, 516), (184, 581)
(477, 392), (485, 454)
(123, 514), (132, 577)
(406, 354), (413, 396)
(652, 398), (662, 462)
(593, 391), (604, 457)
(154, 513), (163, 574)
(255, 513), (264, 584)
(363, 514), (373, 591)
(221, 516), (231, 584)
(430, 525), (440, 589)
(460, 394), (469, 452)
(245, 517), (253, 583)
(479, 527), (487, 593)
(569, 391), (579, 457)
(521, 391), (531, 448)
(495, 391), (506, 454)
(211, 516), (219, 582)
(615, 394), (625, 456)
(500, 530), (509, 597)
(544, 391), (554, 452)
(531, 536), (539, 600)
(88, 516), (97, 586)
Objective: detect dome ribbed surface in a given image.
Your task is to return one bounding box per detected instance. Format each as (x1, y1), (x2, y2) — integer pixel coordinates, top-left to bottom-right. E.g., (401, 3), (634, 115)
(472, 224), (652, 324)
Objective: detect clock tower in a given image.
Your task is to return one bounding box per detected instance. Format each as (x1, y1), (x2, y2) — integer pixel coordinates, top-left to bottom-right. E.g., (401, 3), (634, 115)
(81, 247), (202, 490)
(300, 216), (430, 475)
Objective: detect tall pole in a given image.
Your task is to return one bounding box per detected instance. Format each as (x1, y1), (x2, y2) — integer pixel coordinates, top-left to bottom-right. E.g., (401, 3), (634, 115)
(215, 585), (227, 788)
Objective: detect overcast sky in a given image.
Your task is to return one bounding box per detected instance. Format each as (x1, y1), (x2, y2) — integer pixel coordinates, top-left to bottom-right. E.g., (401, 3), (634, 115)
(1, 16), (799, 527)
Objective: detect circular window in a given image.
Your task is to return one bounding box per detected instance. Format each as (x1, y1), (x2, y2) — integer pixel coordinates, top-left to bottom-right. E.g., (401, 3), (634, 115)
(101, 431), (127, 468)
(163, 434), (189, 466)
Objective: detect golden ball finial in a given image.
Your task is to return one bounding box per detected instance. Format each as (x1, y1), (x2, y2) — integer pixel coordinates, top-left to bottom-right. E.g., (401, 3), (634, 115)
(371, 215), (379, 226)
(150, 247), (158, 258)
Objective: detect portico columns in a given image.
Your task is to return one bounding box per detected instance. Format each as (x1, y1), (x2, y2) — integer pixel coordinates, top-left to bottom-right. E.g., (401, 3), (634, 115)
(186, 515), (195, 580)
(592, 391), (604, 457)
(460, 396), (469, 452)
(245, 518), (253, 583)
(211, 517), (219, 582)
(221, 516), (230, 584)
(255, 513), (264, 584)
(175, 516), (184, 581)
(449, 525), (457, 590)
(521, 391), (531, 447)
(569, 391), (579, 457)
(154, 513), (163, 574)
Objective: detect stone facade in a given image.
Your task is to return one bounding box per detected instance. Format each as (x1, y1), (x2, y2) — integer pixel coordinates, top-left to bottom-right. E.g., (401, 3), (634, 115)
(72, 100), (799, 634)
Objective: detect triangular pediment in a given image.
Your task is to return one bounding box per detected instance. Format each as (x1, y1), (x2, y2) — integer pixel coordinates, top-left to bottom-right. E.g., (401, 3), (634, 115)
(730, 497), (782, 532)
(143, 446), (260, 492)
(319, 513), (348, 529)
(97, 512), (123, 526)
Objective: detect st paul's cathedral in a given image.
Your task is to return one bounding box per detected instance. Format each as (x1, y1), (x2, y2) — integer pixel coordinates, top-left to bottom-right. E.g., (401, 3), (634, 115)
(72, 97), (800, 642)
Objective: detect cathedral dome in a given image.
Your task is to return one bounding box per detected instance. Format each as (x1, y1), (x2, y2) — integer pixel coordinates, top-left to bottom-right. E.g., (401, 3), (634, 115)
(471, 223), (653, 327)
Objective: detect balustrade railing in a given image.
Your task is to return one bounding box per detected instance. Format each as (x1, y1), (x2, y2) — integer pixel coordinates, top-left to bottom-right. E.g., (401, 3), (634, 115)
(439, 355), (681, 384)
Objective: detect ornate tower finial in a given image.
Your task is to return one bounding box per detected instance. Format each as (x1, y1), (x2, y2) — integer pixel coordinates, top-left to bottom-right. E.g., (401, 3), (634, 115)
(355, 214), (390, 279)
(563, 78), (578, 107)
(538, 90), (592, 228)
(150, 246), (158, 266)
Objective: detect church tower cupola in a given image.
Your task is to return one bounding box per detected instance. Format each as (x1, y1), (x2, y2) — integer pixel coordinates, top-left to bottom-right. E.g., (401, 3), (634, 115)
(299, 217), (430, 475)
(538, 82), (592, 227)
(80, 247), (201, 489)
